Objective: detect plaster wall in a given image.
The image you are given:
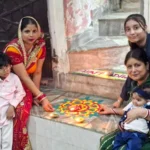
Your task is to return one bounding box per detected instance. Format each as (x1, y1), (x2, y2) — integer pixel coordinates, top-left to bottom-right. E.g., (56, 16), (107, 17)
(143, 0), (150, 32)
(64, 0), (110, 50)
(47, 0), (70, 73)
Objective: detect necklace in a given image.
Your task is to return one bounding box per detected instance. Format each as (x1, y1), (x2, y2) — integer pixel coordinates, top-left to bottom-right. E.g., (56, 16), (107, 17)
(27, 46), (33, 55)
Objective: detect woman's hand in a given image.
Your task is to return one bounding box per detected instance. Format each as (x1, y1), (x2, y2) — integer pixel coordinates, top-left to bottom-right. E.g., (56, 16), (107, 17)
(113, 97), (123, 108)
(33, 99), (40, 106)
(41, 98), (54, 112)
(98, 105), (113, 115)
(125, 107), (146, 123)
(113, 101), (121, 108)
(6, 105), (15, 120)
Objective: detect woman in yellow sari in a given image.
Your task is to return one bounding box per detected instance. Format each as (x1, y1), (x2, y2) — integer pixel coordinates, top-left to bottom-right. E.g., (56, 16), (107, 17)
(4, 16), (54, 150)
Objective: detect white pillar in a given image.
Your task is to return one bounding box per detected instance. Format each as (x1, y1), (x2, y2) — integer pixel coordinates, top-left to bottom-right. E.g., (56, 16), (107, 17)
(143, 0), (150, 32)
(47, 0), (70, 73)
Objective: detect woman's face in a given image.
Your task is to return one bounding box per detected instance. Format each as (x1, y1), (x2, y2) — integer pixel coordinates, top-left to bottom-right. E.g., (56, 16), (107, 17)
(21, 24), (39, 45)
(126, 58), (148, 83)
(125, 19), (146, 44)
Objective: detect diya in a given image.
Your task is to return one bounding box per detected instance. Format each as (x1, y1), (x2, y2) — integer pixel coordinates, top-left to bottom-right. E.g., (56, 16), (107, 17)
(74, 116), (85, 123)
(49, 112), (59, 118)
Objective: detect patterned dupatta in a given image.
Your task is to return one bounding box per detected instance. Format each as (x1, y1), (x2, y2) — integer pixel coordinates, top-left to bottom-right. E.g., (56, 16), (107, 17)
(4, 16), (45, 70)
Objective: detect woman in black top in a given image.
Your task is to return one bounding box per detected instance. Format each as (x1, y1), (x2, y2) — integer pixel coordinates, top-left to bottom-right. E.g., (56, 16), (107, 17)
(113, 14), (150, 108)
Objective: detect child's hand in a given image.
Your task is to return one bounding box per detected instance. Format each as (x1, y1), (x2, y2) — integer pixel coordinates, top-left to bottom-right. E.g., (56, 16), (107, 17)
(6, 105), (15, 120)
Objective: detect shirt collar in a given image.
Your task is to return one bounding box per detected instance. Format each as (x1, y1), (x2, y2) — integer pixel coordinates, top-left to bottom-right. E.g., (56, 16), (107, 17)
(0, 73), (11, 82)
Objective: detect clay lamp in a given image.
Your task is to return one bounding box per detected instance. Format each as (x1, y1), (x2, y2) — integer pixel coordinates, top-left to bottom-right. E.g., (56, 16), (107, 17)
(74, 116), (85, 123)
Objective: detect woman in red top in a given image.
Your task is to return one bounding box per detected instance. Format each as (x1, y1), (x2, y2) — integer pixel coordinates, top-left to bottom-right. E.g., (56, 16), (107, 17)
(4, 16), (54, 150)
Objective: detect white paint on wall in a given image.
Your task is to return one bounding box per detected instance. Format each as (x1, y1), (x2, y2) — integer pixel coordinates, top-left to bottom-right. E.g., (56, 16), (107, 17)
(143, 0), (150, 32)
(47, 0), (70, 73)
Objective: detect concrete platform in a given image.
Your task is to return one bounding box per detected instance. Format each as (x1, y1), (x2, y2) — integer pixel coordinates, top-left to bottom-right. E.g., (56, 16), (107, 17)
(28, 88), (121, 150)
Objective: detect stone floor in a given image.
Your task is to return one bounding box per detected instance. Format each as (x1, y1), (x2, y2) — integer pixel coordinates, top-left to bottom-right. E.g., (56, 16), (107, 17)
(31, 87), (121, 135)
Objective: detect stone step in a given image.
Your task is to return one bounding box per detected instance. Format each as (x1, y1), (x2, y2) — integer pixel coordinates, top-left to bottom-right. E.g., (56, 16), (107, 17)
(59, 36), (130, 99)
(69, 41), (129, 71)
(99, 12), (140, 36)
(108, 0), (140, 12)
(121, 0), (140, 12)
(56, 72), (125, 100)
(58, 39), (130, 99)
(69, 35), (128, 51)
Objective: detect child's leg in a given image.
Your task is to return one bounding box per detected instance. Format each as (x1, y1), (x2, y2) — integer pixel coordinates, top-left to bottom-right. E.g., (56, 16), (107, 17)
(126, 132), (147, 150)
(113, 131), (126, 150)
(2, 120), (13, 150)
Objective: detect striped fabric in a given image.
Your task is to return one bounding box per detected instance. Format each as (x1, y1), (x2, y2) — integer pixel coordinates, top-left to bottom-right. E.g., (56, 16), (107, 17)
(100, 130), (150, 150)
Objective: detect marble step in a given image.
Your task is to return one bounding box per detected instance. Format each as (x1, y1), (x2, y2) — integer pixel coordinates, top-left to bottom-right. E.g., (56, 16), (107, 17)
(57, 41), (130, 99)
(98, 12), (140, 36)
(108, 0), (140, 12)
(55, 73), (125, 100)
(121, 0), (140, 12)
(69, 35), (129, 52)
(61, 42), (130, 100)
(69, 43), (129, 71)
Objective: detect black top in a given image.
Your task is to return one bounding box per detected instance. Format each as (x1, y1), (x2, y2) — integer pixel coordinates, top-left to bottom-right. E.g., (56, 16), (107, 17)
(120, 33), (150, 101)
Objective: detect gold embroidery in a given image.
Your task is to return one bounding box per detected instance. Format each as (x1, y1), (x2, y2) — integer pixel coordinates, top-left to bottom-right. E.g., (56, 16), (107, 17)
(24, 140), (32, 150)
(23, 127), (27, 134)
(26, 42), (45, 69)
(4, 41), (45, 69)
(4, 44), (22, 56)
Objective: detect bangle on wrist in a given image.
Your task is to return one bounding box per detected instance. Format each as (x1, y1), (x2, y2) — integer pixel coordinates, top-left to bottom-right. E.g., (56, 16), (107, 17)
(111, 108), (117, 115)
(144, 109), (149, 119)
(37, 93), (46, 102)
(34, 92), (43, 99)
(34, 92), (47, 102)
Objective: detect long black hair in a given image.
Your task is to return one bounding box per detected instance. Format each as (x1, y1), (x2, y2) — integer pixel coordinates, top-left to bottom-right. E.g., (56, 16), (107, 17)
(21, 17), (38, 31)
(124, 48), (148, 66)
(0, 52), (11, 69)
